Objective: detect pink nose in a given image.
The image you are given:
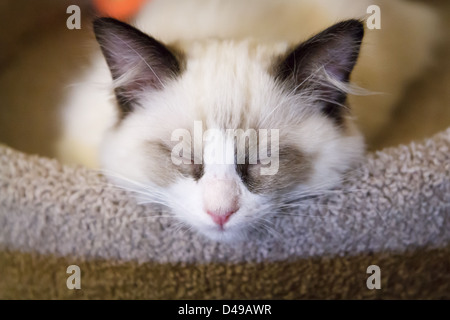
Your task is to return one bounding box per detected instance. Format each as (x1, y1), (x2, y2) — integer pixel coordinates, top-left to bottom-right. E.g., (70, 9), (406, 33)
(207, 209), (237, 227)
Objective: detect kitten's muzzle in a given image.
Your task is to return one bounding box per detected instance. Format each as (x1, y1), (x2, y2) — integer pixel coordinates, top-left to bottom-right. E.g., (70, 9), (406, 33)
(202, 178), (241, 227)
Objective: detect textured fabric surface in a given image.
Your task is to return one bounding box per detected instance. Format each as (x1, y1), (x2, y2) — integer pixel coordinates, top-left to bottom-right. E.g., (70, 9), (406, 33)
(0, 128), (449, 298)
(1, 248), (449, 299)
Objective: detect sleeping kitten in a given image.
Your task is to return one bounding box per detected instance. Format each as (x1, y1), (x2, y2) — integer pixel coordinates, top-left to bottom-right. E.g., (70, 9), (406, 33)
(57, 0), (438, 242)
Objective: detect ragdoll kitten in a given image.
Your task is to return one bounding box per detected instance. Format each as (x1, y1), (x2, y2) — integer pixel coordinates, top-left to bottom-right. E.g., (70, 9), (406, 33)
(57, 0), (438, 241)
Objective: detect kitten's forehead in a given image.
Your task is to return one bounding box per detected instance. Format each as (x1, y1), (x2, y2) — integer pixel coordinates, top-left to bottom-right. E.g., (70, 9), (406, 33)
(177, 40), (290, 129)
(135, 39), (304, 133)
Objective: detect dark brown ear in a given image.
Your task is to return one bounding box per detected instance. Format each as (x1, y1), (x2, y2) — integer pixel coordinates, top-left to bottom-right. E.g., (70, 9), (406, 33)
(274, 19), (364, 124)
(93, 17), (182, 114)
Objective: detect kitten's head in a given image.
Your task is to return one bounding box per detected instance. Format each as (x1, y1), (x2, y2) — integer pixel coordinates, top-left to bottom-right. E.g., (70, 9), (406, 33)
(94, 18), (365, 242)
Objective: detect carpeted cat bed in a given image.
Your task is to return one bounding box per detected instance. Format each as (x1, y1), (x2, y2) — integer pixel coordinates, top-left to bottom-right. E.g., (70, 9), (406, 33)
(1, 127), (449, 299)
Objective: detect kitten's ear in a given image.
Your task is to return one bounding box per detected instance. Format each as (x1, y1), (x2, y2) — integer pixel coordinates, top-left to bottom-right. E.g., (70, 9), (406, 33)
(93, 18), (183, 114)
(274, 19), (364, 124)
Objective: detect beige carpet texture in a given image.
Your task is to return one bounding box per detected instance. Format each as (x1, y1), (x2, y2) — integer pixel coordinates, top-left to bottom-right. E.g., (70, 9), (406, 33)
(0, 0), (449, 299)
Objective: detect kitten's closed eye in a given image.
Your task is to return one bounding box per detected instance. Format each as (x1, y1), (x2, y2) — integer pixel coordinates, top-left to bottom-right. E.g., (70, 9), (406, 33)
(94, 17), (365, 242)
(146, 140), (204, 183)
(237, 146), (313, 194)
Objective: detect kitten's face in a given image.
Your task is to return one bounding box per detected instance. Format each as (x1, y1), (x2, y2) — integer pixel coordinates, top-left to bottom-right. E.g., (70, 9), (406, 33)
(94, 18), (365, 242)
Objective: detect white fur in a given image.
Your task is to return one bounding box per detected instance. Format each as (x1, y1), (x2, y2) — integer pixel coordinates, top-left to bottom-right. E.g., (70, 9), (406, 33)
(56, 0), (439, 241)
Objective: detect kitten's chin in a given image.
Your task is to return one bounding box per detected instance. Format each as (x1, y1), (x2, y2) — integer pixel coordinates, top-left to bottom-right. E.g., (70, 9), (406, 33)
(197, 225), (250, 243)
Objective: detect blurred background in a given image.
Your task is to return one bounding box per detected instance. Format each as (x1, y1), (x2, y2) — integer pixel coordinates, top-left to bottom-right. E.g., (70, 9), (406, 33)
(0, 0), (449, 159)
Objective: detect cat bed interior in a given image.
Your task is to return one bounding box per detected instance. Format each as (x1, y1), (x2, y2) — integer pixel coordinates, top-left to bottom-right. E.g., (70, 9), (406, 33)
(1, 0), (450, 299)
(1, 128), (450, 299)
